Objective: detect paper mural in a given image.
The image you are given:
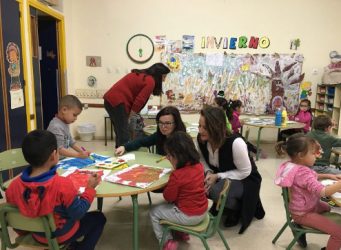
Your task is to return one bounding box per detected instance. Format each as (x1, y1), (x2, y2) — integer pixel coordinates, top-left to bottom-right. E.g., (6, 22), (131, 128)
(161, 53), (304, 114)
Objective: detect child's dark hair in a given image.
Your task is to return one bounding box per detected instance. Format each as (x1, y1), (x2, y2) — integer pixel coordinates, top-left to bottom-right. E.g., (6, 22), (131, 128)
(132, 63), (170, 96)
(296, 99), (312, 117)
(275, 133), (317, 158)
(312, 114), (332, 131)
(59, 95), (83, 110)
(22, 130), (57, 167)
(164, 131), (199, 169)
(226, 99), (243, 120)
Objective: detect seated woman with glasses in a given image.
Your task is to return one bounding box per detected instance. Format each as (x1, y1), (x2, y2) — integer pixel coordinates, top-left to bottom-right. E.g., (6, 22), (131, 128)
(196, 106), (265, 234)
(115, 106), (186, 156)
(278, 99), (313, 141)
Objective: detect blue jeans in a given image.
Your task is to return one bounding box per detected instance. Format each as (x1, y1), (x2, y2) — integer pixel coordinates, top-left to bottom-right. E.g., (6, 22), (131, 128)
(64, 211), (106, 250)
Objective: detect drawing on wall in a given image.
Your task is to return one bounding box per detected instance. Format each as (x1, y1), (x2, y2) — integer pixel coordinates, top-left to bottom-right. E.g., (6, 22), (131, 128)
(182, 35), (195, 52)
(6, 42), (22, 91)
(161, 53), (304, 114)
(154, 35), (166, 52)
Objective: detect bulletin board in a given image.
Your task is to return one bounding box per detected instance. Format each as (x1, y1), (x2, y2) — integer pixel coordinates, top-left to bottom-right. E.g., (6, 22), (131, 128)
(161, 53), (304, 114)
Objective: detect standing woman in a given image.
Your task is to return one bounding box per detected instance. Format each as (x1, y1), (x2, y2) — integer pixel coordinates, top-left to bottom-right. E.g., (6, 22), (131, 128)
(104, 63), (170, 147)
(196, 106), (265, 234)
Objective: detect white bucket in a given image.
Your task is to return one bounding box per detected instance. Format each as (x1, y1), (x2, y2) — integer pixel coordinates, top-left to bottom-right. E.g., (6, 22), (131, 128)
(77, 123), (96, 141)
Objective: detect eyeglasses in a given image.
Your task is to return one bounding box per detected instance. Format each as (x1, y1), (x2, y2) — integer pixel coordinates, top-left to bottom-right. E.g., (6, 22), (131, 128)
(157, 121), (175, 127)
(300, 104), (309, 107)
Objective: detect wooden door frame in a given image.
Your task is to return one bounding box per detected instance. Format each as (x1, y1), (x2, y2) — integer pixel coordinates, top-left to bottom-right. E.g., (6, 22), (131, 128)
(18, 0), (66, 130)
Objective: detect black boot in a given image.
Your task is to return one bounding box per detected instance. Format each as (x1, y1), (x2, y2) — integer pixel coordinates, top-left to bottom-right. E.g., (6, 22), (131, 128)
(297, 233), (307, 248)
(209, 203), (218, 216)
(224, 209), (240, 227)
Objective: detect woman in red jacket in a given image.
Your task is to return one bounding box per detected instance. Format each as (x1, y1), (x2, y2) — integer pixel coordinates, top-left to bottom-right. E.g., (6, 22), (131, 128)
(104, 63), (170, 147)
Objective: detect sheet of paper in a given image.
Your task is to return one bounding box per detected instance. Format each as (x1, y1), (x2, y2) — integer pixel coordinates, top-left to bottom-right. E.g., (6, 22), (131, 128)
(105, 164), (171, 188)
(119, 153), (135, 161)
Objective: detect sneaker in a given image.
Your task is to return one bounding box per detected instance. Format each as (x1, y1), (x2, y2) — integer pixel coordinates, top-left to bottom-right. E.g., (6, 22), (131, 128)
(163, 239), (178, 250)
(172, 231), (190, 241)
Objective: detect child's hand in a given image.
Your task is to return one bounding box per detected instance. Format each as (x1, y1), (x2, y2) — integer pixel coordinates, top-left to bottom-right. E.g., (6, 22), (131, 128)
(204, 173), (218, 193)
(78, 151), (90, 159)
(329, 174), (341, 181)
(87, 173), (100, 189)
(115, 146), (125, 156)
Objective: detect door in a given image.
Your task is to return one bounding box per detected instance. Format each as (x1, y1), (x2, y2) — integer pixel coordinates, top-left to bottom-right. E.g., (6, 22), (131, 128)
(30, 8), (59, 130)
(0, 0), (27, 149)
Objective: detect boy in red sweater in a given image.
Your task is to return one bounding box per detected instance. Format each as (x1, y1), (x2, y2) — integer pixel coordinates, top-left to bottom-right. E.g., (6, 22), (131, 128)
(6, 130), (106, 250)
(149, 131), (208, 250)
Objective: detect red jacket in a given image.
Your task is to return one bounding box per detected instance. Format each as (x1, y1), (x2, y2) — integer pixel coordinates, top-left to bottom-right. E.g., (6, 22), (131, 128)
(6, 166), (96, 244)
(163, 163), (208, 216)
(103, 72), (155, 114)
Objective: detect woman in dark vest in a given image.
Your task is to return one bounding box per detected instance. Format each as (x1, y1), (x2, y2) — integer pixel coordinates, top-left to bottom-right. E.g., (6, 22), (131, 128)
(196, 106), (265, 234)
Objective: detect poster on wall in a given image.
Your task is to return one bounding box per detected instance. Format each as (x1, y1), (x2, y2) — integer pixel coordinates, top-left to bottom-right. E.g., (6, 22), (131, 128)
(161, 53), (304, 114)
(6, 42), (24, 109)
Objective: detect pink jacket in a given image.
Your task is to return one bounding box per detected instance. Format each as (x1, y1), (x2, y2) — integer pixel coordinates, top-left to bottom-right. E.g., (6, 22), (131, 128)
(290, 110), (312, 133)
(275, 161), (325, 215)
(231, 111), (241, 134)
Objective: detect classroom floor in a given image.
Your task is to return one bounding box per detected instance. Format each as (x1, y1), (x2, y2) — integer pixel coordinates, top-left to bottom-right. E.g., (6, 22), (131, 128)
(5, 139), (337, 250)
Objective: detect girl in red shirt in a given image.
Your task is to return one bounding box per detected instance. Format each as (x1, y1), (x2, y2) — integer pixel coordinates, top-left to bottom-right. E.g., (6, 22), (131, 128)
(149, 131), (208, 250)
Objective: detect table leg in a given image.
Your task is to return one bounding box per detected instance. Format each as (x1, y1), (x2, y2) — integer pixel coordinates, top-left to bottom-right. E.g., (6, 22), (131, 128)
(131, 194), (139, 250)
(256, 127), (264, 161)
(97, 197), (103, 211)
(105, 117), (108, 146)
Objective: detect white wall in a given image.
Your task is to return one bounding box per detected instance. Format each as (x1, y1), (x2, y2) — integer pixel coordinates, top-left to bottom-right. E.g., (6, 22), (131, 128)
(62, 0), (341, 141)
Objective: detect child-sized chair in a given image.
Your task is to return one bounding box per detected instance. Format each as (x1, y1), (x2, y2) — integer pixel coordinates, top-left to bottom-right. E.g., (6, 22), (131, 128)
(0, 203), (62, 250)
(272, 188), (328, 250)
(0, 148), (28, 199)
(159, 179), (231, 250)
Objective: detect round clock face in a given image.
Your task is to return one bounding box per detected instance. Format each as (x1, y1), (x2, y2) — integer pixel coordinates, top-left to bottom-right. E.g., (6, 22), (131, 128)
(126, 34), (154, 64)
(87, 76), (97, 87)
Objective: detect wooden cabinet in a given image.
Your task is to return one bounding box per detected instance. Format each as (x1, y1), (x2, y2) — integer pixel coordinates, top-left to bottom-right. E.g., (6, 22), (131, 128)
(314, 84), (341, 135)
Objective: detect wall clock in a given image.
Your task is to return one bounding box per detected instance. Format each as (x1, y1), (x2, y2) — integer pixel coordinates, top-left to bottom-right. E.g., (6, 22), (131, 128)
(126, 34), (154, 64)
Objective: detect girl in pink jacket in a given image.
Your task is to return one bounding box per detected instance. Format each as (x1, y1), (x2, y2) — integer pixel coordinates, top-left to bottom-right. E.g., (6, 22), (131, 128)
(275, 133), (341, 250)
(278, 99), (312, 141)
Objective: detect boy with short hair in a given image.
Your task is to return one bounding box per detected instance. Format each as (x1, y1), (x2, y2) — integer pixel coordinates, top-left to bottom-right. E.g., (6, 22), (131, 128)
(6, 130), (106, 249)
(307, 114), (341, 174)
(47, 95), (89, 158)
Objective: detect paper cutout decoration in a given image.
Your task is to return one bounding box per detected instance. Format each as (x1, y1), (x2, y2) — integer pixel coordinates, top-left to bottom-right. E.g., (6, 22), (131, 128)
(6, 42), (22, 91)
(300, 81), (312, 99)
(105, 164), (171, 189)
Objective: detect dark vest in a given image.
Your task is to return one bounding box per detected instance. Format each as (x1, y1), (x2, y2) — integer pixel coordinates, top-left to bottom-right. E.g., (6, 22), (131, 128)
(197, 133), (265, 233)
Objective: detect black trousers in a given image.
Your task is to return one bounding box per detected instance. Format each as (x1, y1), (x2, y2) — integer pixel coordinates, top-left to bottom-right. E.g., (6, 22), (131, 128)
(104, 100), (129, 147)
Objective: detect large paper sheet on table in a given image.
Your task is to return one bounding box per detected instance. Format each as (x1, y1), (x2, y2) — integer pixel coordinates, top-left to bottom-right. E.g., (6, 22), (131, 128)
(105, 164), (171, 189)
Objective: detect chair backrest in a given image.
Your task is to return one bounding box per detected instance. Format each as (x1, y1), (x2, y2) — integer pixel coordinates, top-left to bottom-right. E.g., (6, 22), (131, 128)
(281, 187), (296, 230)
(0, 148), (28, 189)
(0, 203), (59, 250)
(206, 179), (231, 236)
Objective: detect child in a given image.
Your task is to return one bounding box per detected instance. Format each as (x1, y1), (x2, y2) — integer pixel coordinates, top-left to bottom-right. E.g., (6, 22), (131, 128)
(47, 95), (89, 159)
(227, 99), (267, 158)
(278, 99), (313, 141)
(227, 99), (243, 134)
(307, 115), (341, 174)
(149, 131), (208, 250)
(275, 133), (341, 250)
(128, 113), (145, 140)
(212, 91), (232, 132)
(6, 130), (106, 249)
